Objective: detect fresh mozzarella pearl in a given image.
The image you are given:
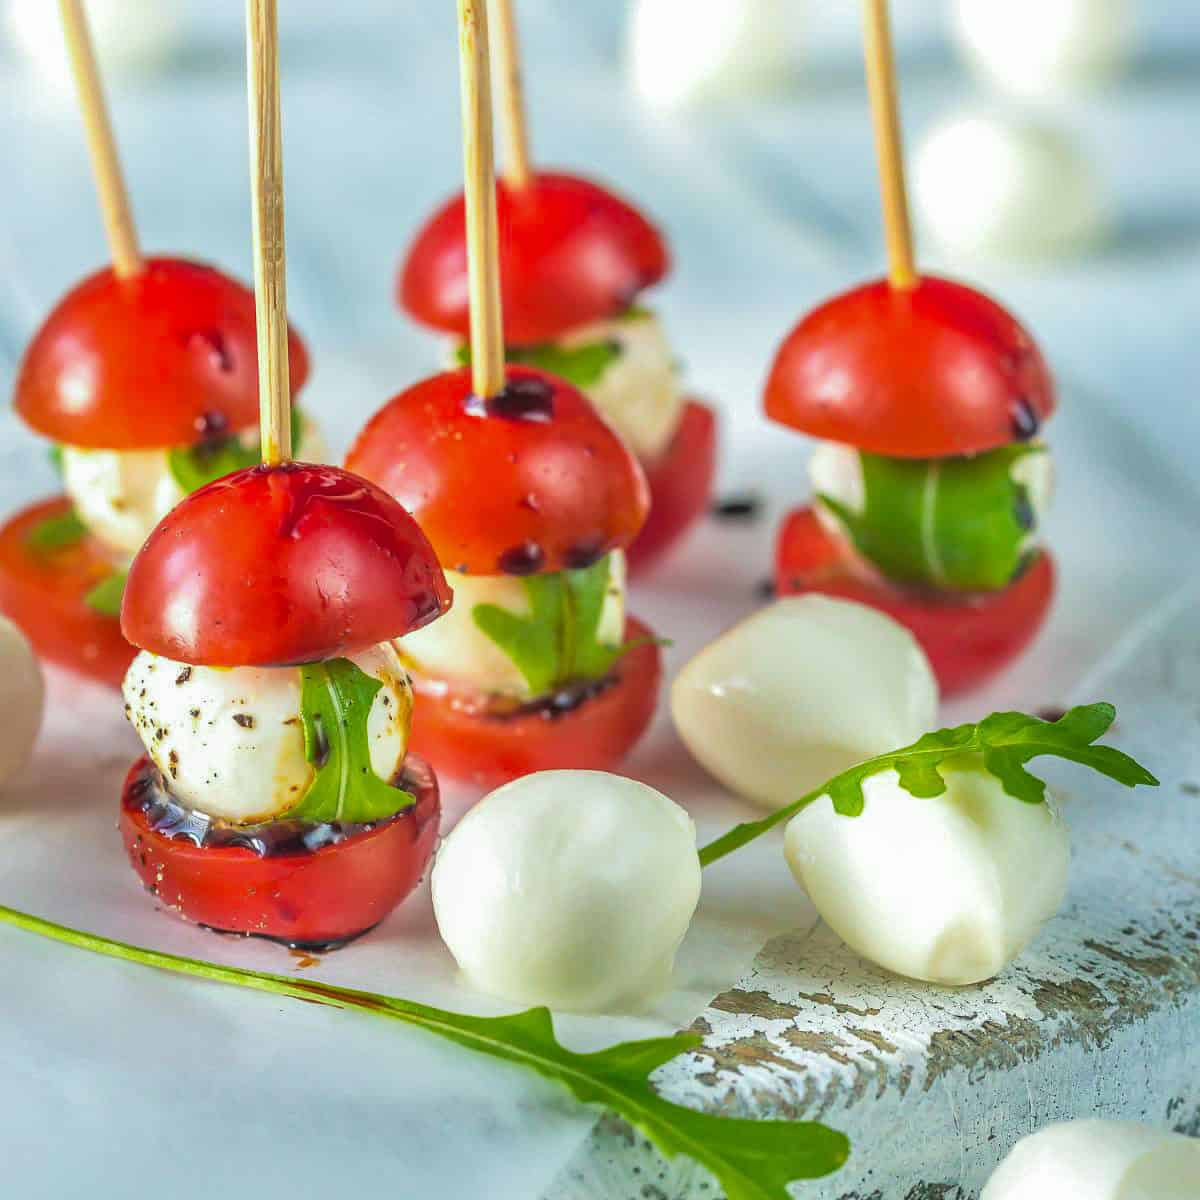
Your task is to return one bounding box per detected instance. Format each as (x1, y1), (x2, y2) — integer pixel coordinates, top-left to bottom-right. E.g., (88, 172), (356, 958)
(122, 643), (412, 825)
(914, 114), (1106, 261)
(0, 616), (43, 788)
(432, 770), (701, 1011)
(952, 0), (1133, 99)
(400, 552), (627, 700)
(982, 1121), (1200, 1199)
(784, 762), (1069, 985)
(628, 0), (799, 111)
(671, 596), (938, 811)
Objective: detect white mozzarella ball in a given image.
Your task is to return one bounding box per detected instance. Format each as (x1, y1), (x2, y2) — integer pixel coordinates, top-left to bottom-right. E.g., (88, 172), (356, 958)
(628, 0), (800, 111)
(914, 114), (1107, 262)
(671, 596), (938, 811)
(784, 762), (1069, 985)
(952, 0), (1133, 99)
(982, 1121), (1200, 1199)
(0, 616), (44, 788)
(432, 770), (701, 1012)
(122, 643), (412, 825)
(400, 552), (627, 701)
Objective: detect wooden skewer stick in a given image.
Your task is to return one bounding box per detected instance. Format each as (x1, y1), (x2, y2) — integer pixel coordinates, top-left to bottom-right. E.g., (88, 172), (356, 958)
(490, 0), (533, 190)
(59, 0), (142, 279)
(862, 0), (917, 290)
(245, 0), (291, 464)
(459, 0), (506, 399)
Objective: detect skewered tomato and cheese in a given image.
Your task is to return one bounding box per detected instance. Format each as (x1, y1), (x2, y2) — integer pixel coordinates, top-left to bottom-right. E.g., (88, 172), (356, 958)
(400, 172), (717, 571)
(767, 275), (1057, 695)
(346, 364), (662, 788)
(116, 462), (451, 948)
(0, 258), (319, 686)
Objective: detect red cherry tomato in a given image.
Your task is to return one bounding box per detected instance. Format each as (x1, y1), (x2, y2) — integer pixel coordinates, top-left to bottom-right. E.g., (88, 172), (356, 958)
(628, 400), (717, 574)
(765, 276), (1056, 459)
(408, 616), (661, 789)
(122, 463), (451, 667)
(775, 507), (1055, 696)
(15, 257), (310, 449)
(400, 171), (670, 345)
(0, 496), (134, 687)
(346, 366), (649, 576)
(119, 753), (440, 948)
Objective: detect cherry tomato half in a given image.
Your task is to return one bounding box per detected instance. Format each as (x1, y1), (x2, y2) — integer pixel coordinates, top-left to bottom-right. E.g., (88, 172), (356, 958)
(119, 753), (440, 948)
(346, 366), (649, 577)
(122, 463), (451, 667)
(16, 257), (309, 450)
(765, 276), (1056, 459)
(0, 496), (134, 687)
(628, 400), (718, 574)
(775, 507), (1055, 696)
(408, 616), (662, 789)
(400, 171), (670, 345)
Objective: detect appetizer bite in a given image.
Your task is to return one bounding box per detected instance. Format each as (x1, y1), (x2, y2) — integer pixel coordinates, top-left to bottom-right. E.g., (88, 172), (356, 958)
(398, 0), (716, 572)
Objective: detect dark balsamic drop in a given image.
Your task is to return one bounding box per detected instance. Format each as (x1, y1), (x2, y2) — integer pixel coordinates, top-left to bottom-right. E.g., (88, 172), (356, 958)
(470, 375), (555, 422)
(498, 541), (545, 575)
(1010, 397), (1040, 441)
(711, 494), (763, 521)
(563, 536), (606, 570)
(194, 410), (230, 440)
(755, 578), (777, 601)
(1013, 490), (1036, 532)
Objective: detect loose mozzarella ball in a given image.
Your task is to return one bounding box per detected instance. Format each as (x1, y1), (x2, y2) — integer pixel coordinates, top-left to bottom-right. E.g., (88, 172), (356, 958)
(432, 770), (701, 1011)
(123, 643), (412, 824)
(628, 0), (800, 111)
(952, 0), (1133, 99)
(982, 1121), (1200, 1199)
(671, 596), (938, 810)
(784, 762), (1069, 985)
(400, 552), (626, 700)
(0, 616), (44, 788)
(914, 114), (1107, 261)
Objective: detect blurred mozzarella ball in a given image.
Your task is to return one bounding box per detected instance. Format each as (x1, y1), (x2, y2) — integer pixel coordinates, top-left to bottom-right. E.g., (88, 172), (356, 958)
(784, 762), (1068, 985)
(628, 0), (799, 111)
(914, 114), (1106, 261)
(123, 643), (412, 824)
(671, 596), (938, 811)
(6, 0), (184, 86)
(0, 616), (44, 788)
(982, 1121), (1200, 1199)
(952, 0), (1133, 99)
(432, 771), (701, 1012)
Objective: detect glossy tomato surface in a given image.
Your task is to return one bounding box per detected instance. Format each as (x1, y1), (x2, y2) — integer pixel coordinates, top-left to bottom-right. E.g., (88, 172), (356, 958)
(765, 276), (1055, 458)
(16, 257), (309, 449)
(0, 496), (134, 687)
(122, 463), (451, 666)
(775, 507), (1055, 696)
(119, 754), (441, 948)
(628, 400), (717, 574)
(409, 616), (661, 789)
(400, 171), (670, 345)
(346, 366), (649, 576)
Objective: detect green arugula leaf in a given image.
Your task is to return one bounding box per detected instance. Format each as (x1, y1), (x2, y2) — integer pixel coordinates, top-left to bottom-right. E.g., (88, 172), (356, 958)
(25, 507), (87, 552)
(168, 409), (304, 494)
(47, 444), (64, 475)
(457, 339), (622, 390)
(699, 703), (1158, 867)
(0, 904), (849, 1198)
(285, 658), (415, 823)
(83, 570), (127, 617)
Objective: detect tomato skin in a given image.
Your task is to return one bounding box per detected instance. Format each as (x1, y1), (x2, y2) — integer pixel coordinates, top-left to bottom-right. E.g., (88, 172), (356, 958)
(119, 754), (440, 948)
(121, 463), (451, 667)
(15, 257), (310, 450)
(408, 616), (661, 789)
(628, 400), (717, 574)
(775, 507), (1055, 696)
(0, 496), (134, 687)
(400, 171), (670, 345)
(346, 366), (649, 576)
(765, 276), (1055, 459)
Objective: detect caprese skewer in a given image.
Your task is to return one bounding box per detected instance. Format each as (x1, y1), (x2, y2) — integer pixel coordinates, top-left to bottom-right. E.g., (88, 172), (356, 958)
(116, 0), (451, 949)
(347, 0), (662, 788)
(766, 0), (1055, 695)
(397, 0), (716, 572)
